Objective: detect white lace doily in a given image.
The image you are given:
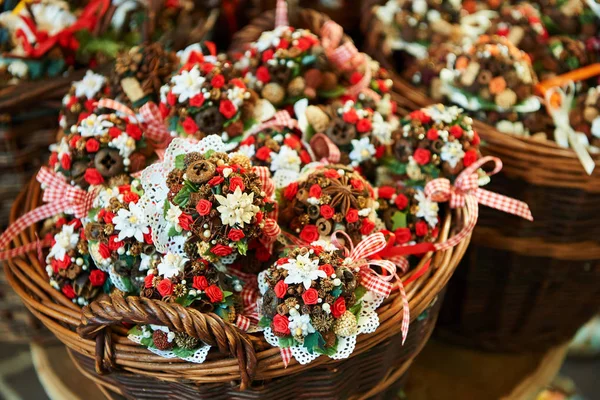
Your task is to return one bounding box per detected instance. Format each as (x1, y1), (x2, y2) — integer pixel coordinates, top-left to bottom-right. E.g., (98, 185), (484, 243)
(257, 272), (384, 364)
(139, 136), (227, 256)
(128, 325), (211, 363)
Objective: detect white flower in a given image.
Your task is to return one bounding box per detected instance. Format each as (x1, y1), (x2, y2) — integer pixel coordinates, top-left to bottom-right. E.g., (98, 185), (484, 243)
(48, 224), (79, 261)
(215, 187), (259, 228)
(412, 0), (428, 15)
(255, 26), (289, 52)
(406, 157), (424, 181)
(109, 133), (136, 158)
(440, 141), (465, 168)
(165, 203), (183, 232)
(376, 1), (400, 25)
(236, 144), (256, 158)
(227, 86), (247, 108)
(288, 314), (316, 337)
(139, 253), (153, 271)
(29, 2), (76, 35)
(77, 114), (114, 137)
(309, 240), (338, 252)
(157, 252), (188, 279)
(415, 190), (439, 227)
(279, 252), (326, 289)
(94, 185), (121, 209)
(74, 70), (106, 99)
(270, 145), (302, 172)
(176, 43), (201, 64)
(370, 113), (393, 145)
(49, 137), (70, 159)
(349, 137), (376, 165)
(7, 60), (28, 78)
(171, 66), (205, 103)
(112, 202), (149, 242)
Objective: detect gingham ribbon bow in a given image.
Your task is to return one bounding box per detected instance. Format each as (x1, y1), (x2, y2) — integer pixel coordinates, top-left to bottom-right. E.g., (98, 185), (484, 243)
(253, 167), (281, 249)
(425, 156), (533, 251)
(0, 167), (97, 260)
(309, 133), (341, 163)
(228, 269), (260, 331)
(274, 0), (289, 28)
(246, 110), (299, 136)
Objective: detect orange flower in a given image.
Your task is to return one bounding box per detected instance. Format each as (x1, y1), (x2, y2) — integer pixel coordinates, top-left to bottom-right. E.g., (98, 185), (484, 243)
(489, 77), (507, 95)
(455, 56), (469, 70)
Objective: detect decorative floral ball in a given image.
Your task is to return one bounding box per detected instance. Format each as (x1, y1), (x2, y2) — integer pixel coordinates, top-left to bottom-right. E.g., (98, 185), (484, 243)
(279, 165), (377, 245)
(236, 126), (313, 188)
(340, 58), (394, 102)
(163, 148), (274, 264)
(386, 104), (482, 185)
(85, 178), (156, 294)
(110, 43), (179, 108)
(259, 241), (364, 354)
(570, 85), (600, 147)
(49, 111), (152, 189)
(488, 3), (548, 56)
(159, 58), (262, 143)
(535, 0), (598, 38)
(45, 217), (109, 306)
(439, 35), (539, 112)
(233, 26), (339, 105)
(535, 36), (591, 80)
(375, 186), (440, 245)
(59, 70), (112, 133)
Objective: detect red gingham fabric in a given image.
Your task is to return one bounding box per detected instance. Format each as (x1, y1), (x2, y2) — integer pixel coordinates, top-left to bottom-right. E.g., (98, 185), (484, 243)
(228, 268), (260, 329)
(253, 166), (275, 199)
(280, 347), (292, 368)
(309, 133), (341, 163)
(139, 102), (171, 147)
(275, 0), (288, 28)
(235, 315), (251, 331)
(247, 110), (298, 136)
(0, 167), (97, 260)
(97, 98), (137, 120)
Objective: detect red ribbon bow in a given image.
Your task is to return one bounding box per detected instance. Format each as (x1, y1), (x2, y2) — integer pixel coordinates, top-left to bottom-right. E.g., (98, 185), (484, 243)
(228, 268), (260, 331)
(252, 166), (281, 251)
(246, 110), (299, 136)
(0, 167), (97, 260)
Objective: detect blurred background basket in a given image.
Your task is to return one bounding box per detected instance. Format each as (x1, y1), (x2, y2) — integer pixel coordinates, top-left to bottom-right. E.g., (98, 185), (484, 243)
(361, 0), (600, 352)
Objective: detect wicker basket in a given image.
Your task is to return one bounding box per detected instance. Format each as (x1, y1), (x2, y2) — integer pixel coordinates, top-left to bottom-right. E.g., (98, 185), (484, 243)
(361, 1), (600, 352)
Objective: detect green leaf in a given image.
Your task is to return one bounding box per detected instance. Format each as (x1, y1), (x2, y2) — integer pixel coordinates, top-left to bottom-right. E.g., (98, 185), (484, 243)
(140, 336), (153, 347)
(87, 207), (100, 221)
(204, 149), (214, 159)
(243, 117), (258, 132)
(172, 347), (197, 358)
(391, 211), (407, 231)
(163, 200), (171, 218)
(176, 295), (196, 307)
(215, 306), (230, 321)
(184, 180), (199, 193)
(175, 154), (186, 170)
(168, 117), (179, 133)
(331, 286), (342, 298)
(168, 226), (179, 237)
(128, 326), (143, 336)
(303, 332), (325, 354)
(315, 338), (338, 356)
(349, 302), (362, 318)
(223, 112), (241, 127)
(354, 286), (367, 302)
(278, 336), (295, 348)
(259, 316), (272, 329)
(301, 55), (317, 66)
(172, 186), (191, 207)
(382, 157), (407, 175)
(236, 240), (248, 256)
(318, 86), (346, 99)
(222, 290), (233, 298)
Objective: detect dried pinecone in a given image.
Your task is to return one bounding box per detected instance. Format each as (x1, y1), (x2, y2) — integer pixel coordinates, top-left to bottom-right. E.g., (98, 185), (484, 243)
(174, 332), (201, 350)
(152, 330), (173, 350)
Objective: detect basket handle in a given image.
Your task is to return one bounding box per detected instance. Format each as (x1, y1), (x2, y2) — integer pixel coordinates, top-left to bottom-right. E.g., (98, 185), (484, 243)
(77, 292), (257, 390)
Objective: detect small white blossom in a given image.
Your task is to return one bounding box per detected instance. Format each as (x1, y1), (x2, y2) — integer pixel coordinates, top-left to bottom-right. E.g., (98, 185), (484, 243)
(157, 252), (189, 279)
(270, 145), (302, 173)
(215, 188), (260, 228)
(370, 113), (393, 145)
(7, 60), (28, 78)
(440, 141), (465, 168)
(109, 133), (137, 159)
(415, 190), (439, 227)
(171, 66), (205, 103)
(74, 70), (106, 99)
(112, 202), (150, 242)
(48, 224), (79, 261)
(279, 252), (326, 289)
(288, 314), (316, 337)
(77, 114), (114, 137)
(349, 137), (376, 165)
(166, 203), (183, 232)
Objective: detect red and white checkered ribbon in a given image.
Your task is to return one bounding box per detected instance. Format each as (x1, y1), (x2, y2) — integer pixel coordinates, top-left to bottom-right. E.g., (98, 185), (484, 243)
(247, 110), (299, 136)
(97, 98), (138, 121)
(229, 268), (260, 331)
(280, 347), (292, 368)
(275, 0), (288, 27)
(0, 167), (97, 260)
(139, 102), (171, 148)
(332, 231), (409, 344)
(425, 156), (533, 252)
(253, 166), (281, 250)
(309, 133), (341, 163)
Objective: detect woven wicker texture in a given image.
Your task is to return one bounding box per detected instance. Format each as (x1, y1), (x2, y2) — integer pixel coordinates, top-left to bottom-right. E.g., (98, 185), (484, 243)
(361, 0), (600, 351)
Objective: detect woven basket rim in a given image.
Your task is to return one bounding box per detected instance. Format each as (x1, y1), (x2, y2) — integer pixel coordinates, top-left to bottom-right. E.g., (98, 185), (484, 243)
(5, 167), (470, 386)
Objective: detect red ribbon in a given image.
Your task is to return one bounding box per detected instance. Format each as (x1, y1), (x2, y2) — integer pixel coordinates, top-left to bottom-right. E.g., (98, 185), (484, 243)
(246, 110), (299, 136)
(252, 166), (280, 251)
(138, 102), (171, 148)
(0, 167), (97, 260)
(274, 0), (288, 28)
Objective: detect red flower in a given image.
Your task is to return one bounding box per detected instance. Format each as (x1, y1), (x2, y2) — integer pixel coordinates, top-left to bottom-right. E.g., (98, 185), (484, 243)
(394, 228), (412, 244)
(84, 168), (104, 185)
(231, 78), (246, 89)
(255, 245), (271, 262)
(255, 211), (263, 223)
(219, 99), (237, 119)
(284, 135), (300, 149)
(126, 124), (143, 140)
(463, 149), (478, 167)
(300, 225), (319, 243)
(309, 184), (322, 198)
(319, 263), (334, 276)
(377, 79), (389, 93)
(360, 218), (376, 235)
(272, 314), (290, 335)
(415, 221), (428, 237)
(356, 118), (372, 133)
(261, 49), (274, 62)
(103, 211), (114, 224)
(189, 94), (205, 107)
(89, 270), (106, 287)
(193, 276), (209, 291)
(256, 66), (271, 83)
(211, 244), (233, 256)
(320, 204), (334, 219)
(350, 178), (364, 190)
(274, 280), (288, 299)
(51, 256), (70, 272)
(178, 213), (194, 231)
(157, 279), (173, 297)
(276, 38), (289, 50)
(143, 230), (153, 244)
(109, 127), (122, 139)
(196, 199), (212, 216)
(349, 72), (363, 85)
(208, 176), (224, 186)
(426, 129), (439, 140)
(69, 135), (81, 148)
(299, 150), (311, 164)
(296, 37), (312, 51)
(394, 194), (408, 210)
(144, 274), (155, 288)
(201, 62), (215, 74)
(205, 285), (223, 303)
(302, 288), (319, 305)
(108, 235), (123, 251)
(182, 117), (198, 135)
(346, 209), (359, 223)
(284, 182), (298, 201)
(255, 146), (271, 161)
(323, 169), (339, 179)
(86, 139), (100, 153)
(228, 229), (245, 241)
(60, 154), (71, 171)
(332, 297), (346, 318)
(98, 242), (111, 259)
(450, 125), (463, 138)
(409, 110), (432, 124)
(413, 148), (431, 165)
(167, 91), (176, 106)
(343, 108), (358, 124)
(378, 186), (396, 199)
(62, 284), (76, 299)
(229, 176), (245, 192)
(49, 152), (58, 167)
(211, 74), (225, 88)
(123, 191), (139, 204)
(471, 131), (480, 146)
